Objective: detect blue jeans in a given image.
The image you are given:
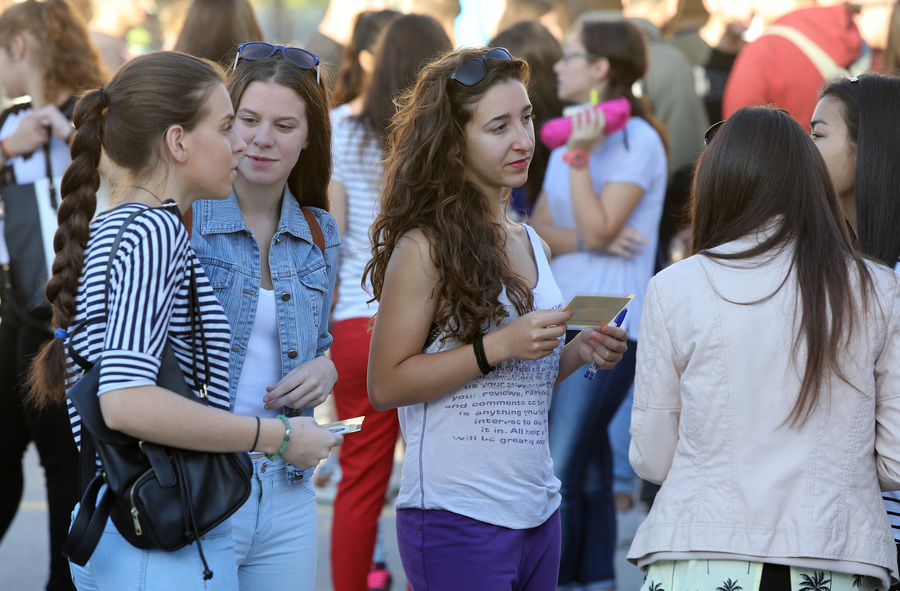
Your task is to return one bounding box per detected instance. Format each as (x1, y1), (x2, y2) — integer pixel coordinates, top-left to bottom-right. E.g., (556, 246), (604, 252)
(231, 457), (317, 590)
(549, 339), (637, 589)
(69, 506), (239, 590)
(609, 384), (638, 496)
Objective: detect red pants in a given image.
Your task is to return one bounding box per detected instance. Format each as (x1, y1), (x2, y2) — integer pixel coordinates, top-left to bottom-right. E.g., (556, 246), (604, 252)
(330, 317), (400, 591)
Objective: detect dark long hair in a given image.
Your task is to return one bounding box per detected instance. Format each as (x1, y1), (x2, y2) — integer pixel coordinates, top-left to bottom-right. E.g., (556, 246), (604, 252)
(820, 74), (900, 269)
(0, 0), (107, 102)
(174, 0), (264, 66)
(28, 52), (225, 407)
(490, 21), (564, 206)
(357, 13), (452, 150)
(228, 52), (332, 210)
(578, 18), (669, 154)
(364, 48), (534, 345)
(691, 106), (872, 427)
(331, 9), (400, 107)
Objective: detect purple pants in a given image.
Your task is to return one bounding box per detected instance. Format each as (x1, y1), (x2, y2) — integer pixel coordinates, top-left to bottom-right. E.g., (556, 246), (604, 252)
(396, 508), (561, 591)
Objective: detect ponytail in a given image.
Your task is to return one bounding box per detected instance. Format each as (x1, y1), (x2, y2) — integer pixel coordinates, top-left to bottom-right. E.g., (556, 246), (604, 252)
(579, 18), (670, 155)
(27, 89), (105, 408)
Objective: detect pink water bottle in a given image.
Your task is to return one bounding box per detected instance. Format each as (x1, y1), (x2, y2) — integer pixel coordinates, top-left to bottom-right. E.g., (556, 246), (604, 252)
(540, 96), (631, 149)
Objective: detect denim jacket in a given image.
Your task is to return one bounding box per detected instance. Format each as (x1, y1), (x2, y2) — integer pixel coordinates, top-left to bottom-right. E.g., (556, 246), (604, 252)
(191, 188), (339, 482)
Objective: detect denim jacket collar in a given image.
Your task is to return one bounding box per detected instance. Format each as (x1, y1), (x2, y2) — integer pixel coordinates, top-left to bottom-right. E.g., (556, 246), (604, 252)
(198, 186), (318, 244)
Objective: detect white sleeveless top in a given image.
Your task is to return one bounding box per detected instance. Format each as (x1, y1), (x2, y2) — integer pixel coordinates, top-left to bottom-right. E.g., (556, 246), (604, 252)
(396, 225), (565, 529)
(233, 288), (281, 422)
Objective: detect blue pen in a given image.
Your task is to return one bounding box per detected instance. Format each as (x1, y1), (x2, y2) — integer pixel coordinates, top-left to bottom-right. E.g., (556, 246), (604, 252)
(584, 307), (627, 380)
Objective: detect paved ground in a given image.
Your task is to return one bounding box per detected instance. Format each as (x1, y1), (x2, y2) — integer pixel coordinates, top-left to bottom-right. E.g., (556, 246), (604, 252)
(0, 444), (645, 590)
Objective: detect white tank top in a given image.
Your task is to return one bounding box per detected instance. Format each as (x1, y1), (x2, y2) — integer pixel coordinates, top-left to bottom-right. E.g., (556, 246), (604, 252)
(396, 225), (565, 529)
(234, 288), (282, 427)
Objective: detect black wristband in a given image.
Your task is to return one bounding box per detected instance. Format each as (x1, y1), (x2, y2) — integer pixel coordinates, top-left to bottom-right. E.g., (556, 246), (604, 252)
(250, 416), (261, 452)
(473, 333), (495, 375)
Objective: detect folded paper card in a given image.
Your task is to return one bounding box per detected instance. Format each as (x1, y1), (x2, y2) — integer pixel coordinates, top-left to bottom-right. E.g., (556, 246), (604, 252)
(564, 294), (634, 327)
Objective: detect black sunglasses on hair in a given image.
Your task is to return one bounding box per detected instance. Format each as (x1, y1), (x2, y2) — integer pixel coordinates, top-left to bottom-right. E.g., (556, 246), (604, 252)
(704, 108), (792, 147)
(450, 47), (514, 86)
(233, 42), (320, 84)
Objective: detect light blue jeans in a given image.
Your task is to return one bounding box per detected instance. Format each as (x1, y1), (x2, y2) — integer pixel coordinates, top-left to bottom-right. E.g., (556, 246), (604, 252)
(69, 505), (239, 590)
(231, 457), (317, 591)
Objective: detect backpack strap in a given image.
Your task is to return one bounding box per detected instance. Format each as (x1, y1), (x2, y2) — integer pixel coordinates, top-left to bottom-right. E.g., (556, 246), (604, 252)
(300, 206), (325, 254)
(763, 25), (847, 81)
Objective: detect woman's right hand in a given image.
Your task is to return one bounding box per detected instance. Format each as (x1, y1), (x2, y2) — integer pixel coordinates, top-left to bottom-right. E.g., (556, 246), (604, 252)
(484, 308), (572, 364)
(281, 416), (343, 469)
(4, 111), (50, 157)
(567, 103), (606, 151)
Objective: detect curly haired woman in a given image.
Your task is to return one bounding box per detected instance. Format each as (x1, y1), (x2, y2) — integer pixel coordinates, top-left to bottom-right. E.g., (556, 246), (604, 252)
(364, 46), (629, 590)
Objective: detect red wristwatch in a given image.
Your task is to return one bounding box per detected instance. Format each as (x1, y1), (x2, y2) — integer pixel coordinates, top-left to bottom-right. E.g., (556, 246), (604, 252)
(563, 148), (590, 169)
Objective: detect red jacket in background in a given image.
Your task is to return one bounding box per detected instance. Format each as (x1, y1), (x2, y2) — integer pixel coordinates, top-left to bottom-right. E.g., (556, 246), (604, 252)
(723, 4), (863, 130)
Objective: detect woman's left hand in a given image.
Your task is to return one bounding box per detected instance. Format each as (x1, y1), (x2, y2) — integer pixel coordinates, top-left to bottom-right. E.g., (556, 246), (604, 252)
(33, 105), (74, 141)
(263, 355), (338, 410)
(575, 324), (628, 370)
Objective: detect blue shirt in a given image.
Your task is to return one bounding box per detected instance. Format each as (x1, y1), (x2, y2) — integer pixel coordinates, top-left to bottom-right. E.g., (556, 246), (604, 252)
(191, 188), (339, 478)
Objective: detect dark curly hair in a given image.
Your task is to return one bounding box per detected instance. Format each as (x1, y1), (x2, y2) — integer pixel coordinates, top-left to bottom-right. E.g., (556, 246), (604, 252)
(364, 47), (535, 345)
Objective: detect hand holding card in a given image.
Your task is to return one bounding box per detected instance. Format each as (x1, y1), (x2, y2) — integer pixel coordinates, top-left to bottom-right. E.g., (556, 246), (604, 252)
(321, 416), (365, 434)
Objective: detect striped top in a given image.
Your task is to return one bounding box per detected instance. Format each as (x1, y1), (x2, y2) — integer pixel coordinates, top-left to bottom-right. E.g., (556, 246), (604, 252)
(65, 203), (232, 449)
(330, 104), (382, 321)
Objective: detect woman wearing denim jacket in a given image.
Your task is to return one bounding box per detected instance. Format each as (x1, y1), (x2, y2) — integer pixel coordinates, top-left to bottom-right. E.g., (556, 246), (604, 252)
(191, 44), (342, 590)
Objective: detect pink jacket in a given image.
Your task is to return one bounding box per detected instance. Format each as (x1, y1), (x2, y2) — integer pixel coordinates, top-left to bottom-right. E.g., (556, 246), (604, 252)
(628, 233), (900, 589)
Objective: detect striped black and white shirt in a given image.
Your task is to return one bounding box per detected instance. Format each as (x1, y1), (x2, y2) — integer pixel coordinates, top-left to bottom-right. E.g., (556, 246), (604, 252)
(65, 203), (232, 449)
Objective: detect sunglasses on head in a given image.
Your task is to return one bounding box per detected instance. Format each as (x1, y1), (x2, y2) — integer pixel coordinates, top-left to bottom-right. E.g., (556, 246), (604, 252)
(233, 42), (320, 84)
(704, 108), (792, 146)
(450, 47), (513, 87)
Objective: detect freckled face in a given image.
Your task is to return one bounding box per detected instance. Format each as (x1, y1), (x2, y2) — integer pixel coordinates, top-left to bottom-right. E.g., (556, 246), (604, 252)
(463, 79), (535, 198)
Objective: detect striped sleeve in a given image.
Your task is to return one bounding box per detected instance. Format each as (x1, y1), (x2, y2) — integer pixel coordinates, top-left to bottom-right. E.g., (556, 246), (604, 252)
(884, 491), (900, 542)
(97, 209), (187, 395)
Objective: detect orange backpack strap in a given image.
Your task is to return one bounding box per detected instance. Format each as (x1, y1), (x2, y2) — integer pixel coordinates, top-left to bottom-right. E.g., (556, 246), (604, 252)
(300, 207), (325, 254)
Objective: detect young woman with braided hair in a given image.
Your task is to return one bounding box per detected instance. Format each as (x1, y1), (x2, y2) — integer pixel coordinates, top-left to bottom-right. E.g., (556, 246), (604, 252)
(27, 51), (341, 590)
(0, 2), (106, 589)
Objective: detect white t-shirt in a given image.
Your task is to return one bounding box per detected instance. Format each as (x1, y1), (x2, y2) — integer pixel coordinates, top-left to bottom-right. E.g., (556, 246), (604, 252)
(542, 117), (667, 337)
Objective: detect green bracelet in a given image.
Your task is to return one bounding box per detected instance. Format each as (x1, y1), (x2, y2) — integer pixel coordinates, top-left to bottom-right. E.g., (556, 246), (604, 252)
(265, 415), (292, 461)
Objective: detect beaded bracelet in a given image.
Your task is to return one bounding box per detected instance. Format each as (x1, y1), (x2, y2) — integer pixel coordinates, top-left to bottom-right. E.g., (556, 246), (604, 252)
(265, 415), (292, 461)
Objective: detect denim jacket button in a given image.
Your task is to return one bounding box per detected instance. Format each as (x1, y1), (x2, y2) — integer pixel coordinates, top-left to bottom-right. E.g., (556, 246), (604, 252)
(281, 293), (291, 301)
(288, 350), (298, 359)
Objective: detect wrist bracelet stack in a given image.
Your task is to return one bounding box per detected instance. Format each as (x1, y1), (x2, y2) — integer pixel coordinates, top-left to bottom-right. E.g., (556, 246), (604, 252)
(265, 415), (292, 461)
(473, 333), (495, 375)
